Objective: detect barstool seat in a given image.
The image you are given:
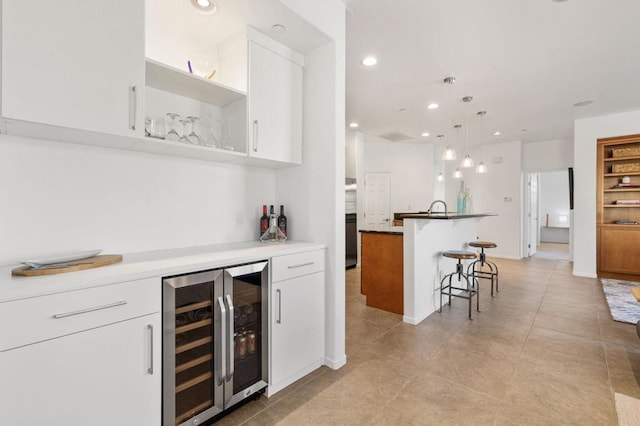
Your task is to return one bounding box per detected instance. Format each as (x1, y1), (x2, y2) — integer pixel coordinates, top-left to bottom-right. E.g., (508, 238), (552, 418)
(469, 241), (497, 249)
(439, 250), (478, 319)
(443, 250), (477, 260)
(467, 241), (499, 296)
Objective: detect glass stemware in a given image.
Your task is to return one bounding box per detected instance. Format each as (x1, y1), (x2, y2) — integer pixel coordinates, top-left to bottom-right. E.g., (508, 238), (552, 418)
(186, 116), (203, 146)
(178, 119), (191, 144)
(165, 113), (181, 141)
(145, 115), (166, 139)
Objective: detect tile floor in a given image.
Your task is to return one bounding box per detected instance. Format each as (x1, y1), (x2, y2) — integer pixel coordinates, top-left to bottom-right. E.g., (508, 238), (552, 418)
(217, 257), (640, 425)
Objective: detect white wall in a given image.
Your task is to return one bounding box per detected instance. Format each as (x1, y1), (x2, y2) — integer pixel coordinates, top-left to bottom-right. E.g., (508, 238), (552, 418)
(539, 171), (570, 229)
(275, 0), (346, 369)
(464, 141), (523, 259)
(522, 139), (574, 172)
(0, 134), (276, 265)
(573, 109), (640, 278)
(345, 131), (357, 179)
(362, 141), (435, 213)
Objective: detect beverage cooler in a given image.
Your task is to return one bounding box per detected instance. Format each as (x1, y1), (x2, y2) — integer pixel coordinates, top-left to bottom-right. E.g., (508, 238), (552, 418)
(162, 261), (269, 426)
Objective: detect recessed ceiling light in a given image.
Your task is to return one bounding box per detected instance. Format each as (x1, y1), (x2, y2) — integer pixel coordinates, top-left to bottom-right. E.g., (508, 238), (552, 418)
(349, 122), (359, 128)
(421, 132), (430, 137)
(427, 103), (439, 110)
(191, 0), (217, 14)
(573, 100), (594, 107)
(271, 24), (286, 35)
(362, 56), (377, 66)
(493, 131), (501, 136)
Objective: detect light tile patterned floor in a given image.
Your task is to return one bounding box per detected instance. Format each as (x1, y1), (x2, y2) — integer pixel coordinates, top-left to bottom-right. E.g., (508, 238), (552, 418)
(216, 257), (640, 425)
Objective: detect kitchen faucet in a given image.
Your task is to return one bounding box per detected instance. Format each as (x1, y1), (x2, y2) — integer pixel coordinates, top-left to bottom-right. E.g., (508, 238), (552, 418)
(427, 200), (448, 215)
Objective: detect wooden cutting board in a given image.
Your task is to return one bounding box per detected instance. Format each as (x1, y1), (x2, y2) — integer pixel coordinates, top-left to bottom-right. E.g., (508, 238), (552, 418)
(631, 287), (640, 302)
(12, 254), (123, 277)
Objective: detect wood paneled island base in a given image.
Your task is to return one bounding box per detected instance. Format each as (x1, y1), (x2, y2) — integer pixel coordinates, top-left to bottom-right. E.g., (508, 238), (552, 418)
(360, 230), (403, 315)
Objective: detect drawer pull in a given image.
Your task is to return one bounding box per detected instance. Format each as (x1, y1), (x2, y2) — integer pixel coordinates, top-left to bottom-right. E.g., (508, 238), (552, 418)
(287, 262), (314, 269)
(52, 300), (127, 319)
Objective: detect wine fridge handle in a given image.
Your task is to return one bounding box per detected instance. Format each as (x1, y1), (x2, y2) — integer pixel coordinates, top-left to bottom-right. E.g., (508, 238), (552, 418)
(276, 289), (282, 324)
(217, 296), (227, 386)
(225, 294), (235, 381)
(253, 120), (259, 152)
(147, 324), (154, 375)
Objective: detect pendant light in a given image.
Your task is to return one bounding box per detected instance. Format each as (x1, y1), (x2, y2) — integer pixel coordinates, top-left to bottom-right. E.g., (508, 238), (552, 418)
(460, 96), (474, 168)
(436, 134), (445, 181)
(452, 124), (463, 178)
(441, 77), (457, 161)
(475, 111), (488, 173)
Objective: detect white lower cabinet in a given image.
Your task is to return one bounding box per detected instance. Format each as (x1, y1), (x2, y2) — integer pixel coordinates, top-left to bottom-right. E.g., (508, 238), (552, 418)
(0, 278), (161, 425)
(269, 250), (325, 396)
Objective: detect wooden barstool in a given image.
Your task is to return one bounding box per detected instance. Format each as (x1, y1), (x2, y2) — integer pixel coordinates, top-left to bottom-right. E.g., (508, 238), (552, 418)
(439, 250), (478, 319)
(467, 241), (499, 296)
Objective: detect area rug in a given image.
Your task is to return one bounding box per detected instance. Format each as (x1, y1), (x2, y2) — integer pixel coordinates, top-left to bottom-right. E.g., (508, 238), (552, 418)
(615, 393), (640, 426)
(601, 278), (640, 324)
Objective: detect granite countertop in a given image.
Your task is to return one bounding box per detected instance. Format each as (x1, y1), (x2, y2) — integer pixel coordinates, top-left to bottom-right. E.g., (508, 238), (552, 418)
(394, 212), (498, 220)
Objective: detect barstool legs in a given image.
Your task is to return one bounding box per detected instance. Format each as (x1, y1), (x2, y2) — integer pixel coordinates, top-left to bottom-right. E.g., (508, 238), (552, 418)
(467, 248), (499, 296)
(439, 258), (479, 319)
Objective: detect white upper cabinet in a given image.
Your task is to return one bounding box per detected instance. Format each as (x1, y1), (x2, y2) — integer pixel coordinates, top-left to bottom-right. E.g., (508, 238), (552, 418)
(247, 40), (303, 165)
(0, 0), (145, 137)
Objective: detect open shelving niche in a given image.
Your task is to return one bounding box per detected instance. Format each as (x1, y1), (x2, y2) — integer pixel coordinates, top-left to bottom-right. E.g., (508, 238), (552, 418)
(143, 58), (248, 164)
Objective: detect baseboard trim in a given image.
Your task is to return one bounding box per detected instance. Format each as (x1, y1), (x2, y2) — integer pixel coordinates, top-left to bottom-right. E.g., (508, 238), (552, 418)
(573, 271), (597, 278)
(324, 354), (347, 370)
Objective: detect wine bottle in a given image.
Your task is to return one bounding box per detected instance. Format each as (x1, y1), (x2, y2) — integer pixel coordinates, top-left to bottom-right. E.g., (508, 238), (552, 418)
(260, 205), (269, 239)
(457, 181), (466, 213)
(278, 205), (287, 236)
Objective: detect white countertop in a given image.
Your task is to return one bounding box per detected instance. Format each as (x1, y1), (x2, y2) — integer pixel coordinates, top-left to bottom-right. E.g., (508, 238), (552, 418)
(0, 241), (324, 303)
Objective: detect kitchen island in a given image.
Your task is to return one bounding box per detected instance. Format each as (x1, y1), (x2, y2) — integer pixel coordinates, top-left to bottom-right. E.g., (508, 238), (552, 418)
(397, 212), (497, 324)
(360, 213), (497, 324)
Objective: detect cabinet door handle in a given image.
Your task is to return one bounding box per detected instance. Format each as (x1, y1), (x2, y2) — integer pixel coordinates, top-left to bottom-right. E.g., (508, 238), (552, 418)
(287, 262), (314, 269)
(129, 85), (137, 130)
(217, 296), (226, 386)
(147, 324), (154, 375)
(276, 289), (282, 324)
(52, 300), (127, 319)
(225, 294), (234, 381)
(253, 120), (259, 152)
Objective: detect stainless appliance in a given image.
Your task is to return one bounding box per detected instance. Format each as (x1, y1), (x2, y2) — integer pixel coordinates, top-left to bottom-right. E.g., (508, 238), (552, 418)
(345, 213), (357, 269)
(163, 261), (269, 426)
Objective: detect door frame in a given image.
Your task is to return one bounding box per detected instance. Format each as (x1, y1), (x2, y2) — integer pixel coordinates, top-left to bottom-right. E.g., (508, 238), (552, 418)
(523, 170), (573, 259)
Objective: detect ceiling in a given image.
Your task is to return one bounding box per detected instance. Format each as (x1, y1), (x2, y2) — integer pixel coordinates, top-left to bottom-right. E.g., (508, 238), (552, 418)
(345, 0), (640, 146)
(147, 0), (327, 62)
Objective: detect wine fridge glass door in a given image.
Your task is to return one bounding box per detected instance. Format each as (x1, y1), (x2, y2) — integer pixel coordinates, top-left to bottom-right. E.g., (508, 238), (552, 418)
(163, 269), (224, 426)
(223, 261), (269, 409)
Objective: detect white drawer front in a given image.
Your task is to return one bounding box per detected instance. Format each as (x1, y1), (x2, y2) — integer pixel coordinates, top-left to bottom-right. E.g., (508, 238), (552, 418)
(272, 250), (324, 282)
(0, 277), (160, 351)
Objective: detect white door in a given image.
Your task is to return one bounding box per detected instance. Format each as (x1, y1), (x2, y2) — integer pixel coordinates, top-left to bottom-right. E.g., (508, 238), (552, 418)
(248, 41), (303, 164)
(0, 313), (161, 425)
(1, 0), (145, 137)
(528, 173), (539, 256)
(271, 272), (324, 390)
(364, 172), (391, 230)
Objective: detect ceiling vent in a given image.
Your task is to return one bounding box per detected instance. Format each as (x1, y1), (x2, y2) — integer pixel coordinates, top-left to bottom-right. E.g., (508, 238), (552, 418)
(377, 131), (413, 142)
